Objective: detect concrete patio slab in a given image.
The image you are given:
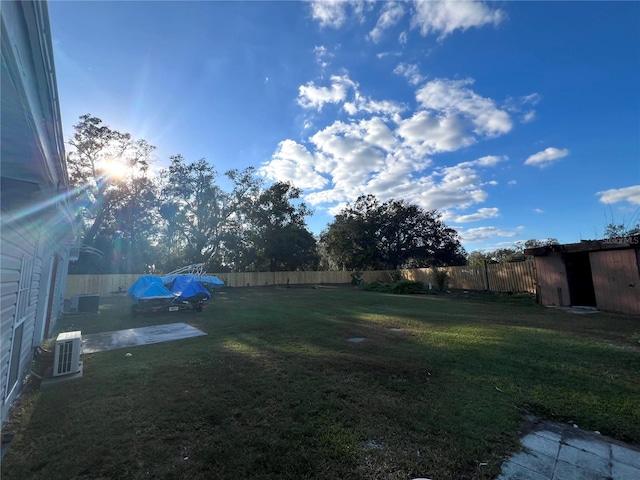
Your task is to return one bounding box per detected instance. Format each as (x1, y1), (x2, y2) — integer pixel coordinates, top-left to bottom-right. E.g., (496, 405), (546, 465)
(557, 444), (610, 476)
(612, 443), (640, 469)
(509, 450), (556, 478)
(612, 462), (640, 480)
(81, 323), (207, 354)
(521, 433), (561, 458)
(497, 418), (640, 480)
(552, 460), (608, 480)
(562, 436), (610, 458)
(499, 461), (550, 480)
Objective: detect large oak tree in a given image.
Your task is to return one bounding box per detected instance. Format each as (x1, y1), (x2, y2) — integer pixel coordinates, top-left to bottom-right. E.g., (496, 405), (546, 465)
(320, 195), (466, 270)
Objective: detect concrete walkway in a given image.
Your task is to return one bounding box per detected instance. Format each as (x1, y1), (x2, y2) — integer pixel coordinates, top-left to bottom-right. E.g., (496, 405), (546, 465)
(497, 418), (640, 479)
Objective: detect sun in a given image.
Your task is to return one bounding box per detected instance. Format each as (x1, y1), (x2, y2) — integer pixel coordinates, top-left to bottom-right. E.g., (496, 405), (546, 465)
(102, 160), (128, 179)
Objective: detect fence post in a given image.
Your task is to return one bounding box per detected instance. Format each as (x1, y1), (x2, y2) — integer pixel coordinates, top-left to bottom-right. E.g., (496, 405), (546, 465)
(484, 261), (490, 292)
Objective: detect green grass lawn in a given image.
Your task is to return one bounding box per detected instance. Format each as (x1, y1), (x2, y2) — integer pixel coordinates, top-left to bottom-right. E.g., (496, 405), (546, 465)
(3, 287), (640, 479)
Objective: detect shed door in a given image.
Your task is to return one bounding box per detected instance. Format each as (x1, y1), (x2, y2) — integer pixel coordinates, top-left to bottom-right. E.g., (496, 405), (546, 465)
(564, 252), (596, 306)
(590, 249), (640, 315)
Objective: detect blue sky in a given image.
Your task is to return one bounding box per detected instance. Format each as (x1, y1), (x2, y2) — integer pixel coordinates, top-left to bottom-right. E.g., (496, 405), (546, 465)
(48, 0), (640, 252)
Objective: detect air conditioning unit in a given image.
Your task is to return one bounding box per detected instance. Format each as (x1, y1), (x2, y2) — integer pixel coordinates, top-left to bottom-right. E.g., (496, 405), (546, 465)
(70, 294), (99, 313)
(53, 331), (82, 376)
(69, 246), (80, 261)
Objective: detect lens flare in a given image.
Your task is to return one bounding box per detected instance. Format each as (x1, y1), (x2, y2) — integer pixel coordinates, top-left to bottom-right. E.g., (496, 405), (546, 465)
(103, 161), (128, 179)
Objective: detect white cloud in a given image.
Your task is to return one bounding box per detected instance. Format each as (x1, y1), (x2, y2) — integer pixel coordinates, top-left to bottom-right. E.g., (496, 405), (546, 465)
(324, 200), (355, 217)
(265, 122), (502, 218)
(265, 73), (514, 222)
(308, 118), (401, 195)
(597, 185), (640, 205)
(309, 0), (348, 28)
(476, 155), (507, 166)
(314, 45), (332, 69)
(314, 45), (328, 57)
(421, 163), (489, 208)
(309, 0), (374, 28)
(505, 93), (541, 123)
(395, 78), (513, 156)
(411, 0), (505, 41)
(298, 74), (357, 111)
(261, 116), (437, 209)
(369, 2), (406, 42)
(310, 0), (503, 43)
(524, 147), (569, 167)
(508, 180), (517, 185)
(416, 78), (512, 137)
(458, 155), (508, 168)
(393, 63), (426, 86)
(454, 207), (500, 223)
(396, 111), (475, 155)
(343, 92), (405, 117)
(522, 111), (536, 123)
(459, 226), (519, 243)
(298, 73), (404, 117)
(521, 93), (542, 105)
(376, 51), (402, 59)
(260, 140), (328, 189)
(534, 208), (544, 214)
(350, 0), (376, 22)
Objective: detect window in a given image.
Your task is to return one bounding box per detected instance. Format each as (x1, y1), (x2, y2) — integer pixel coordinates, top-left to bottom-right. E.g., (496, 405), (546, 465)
(5, 255), (34, 401)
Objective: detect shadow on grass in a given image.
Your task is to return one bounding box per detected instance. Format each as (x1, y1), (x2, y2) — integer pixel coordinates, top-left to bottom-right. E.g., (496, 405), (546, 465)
(3, 287), (639, 479)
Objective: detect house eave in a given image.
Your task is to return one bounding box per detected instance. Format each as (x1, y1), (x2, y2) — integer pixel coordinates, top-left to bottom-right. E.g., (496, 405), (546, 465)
(1, 0), (67, 189)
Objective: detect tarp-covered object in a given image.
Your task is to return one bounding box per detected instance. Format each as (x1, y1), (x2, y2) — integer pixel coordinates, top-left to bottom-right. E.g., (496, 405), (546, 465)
(128, 275), (175, 300)
(161, 274), (224, 288)
(169, 276), (211, 303)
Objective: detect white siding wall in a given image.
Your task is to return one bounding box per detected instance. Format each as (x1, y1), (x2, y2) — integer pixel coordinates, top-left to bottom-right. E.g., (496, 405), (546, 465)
(1, 0), (74, 426)
(1, 214), (73, 424)
(1, 220), (38, 422)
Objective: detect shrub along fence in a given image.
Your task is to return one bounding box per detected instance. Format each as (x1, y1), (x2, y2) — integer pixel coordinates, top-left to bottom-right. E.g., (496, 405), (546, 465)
(65, 259), (536, 297)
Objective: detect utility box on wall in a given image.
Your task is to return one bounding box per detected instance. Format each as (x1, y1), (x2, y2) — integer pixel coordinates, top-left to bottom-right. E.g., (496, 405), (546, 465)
(70, 294), (99, 313)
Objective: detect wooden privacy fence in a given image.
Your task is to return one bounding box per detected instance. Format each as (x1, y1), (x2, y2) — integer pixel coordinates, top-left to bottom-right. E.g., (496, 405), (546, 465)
(65, 259), (536, 297)
(485, 260), (536, 294)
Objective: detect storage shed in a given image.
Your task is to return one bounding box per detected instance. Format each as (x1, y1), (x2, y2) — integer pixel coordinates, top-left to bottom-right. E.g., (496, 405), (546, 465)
(525, 237), (640, 315)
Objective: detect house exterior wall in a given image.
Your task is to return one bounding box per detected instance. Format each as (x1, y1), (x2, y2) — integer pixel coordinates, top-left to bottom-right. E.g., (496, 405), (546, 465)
(1, 0), (74, 425)
(533, 252), (571, 306)
(590, 249), (640, 315)
(32, 220), (72, 344)
(1, 220), (39, 420)
(1, 213), (74, 424)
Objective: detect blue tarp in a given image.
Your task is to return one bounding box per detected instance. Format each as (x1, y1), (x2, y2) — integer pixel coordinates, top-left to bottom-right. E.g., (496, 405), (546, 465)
(160, 274), (224, 288)
(169, 276), (211, 303)
(127, 276), (175, 300)
(129, 273), (222, 305)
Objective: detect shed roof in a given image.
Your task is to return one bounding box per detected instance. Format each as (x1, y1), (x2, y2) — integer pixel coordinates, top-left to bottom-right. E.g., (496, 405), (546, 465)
(524, 236), (639, 256)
